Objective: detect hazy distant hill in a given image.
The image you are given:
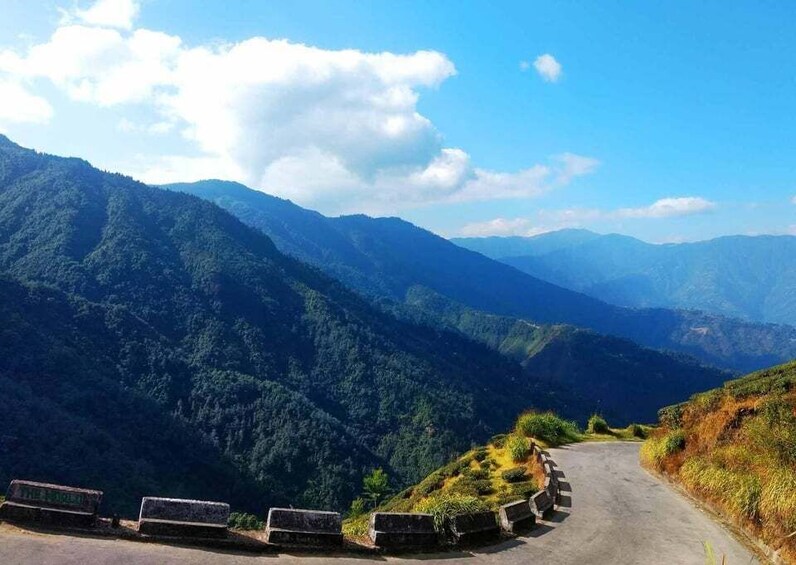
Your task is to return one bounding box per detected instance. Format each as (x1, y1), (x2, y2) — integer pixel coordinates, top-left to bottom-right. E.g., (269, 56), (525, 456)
(167, 180), (796, 372)
(453, 230), (796, 326)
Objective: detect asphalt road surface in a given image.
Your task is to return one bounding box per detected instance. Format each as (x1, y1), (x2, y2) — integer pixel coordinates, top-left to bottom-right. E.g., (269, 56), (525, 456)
(0, 442), (761, 564)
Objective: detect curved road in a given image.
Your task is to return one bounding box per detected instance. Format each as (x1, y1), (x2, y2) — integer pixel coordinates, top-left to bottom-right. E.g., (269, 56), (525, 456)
(0, 442), (761, 565)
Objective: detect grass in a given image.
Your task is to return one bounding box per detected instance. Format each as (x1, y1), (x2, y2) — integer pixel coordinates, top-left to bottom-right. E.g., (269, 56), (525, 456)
(343, 409), (586, 535)
(507, 435), (530, 462)
(587, 414), (610, 434)
(228, 512), (264, 531)
(642, 360), (796, 561)
(515, 411), (581, 446)
(414, 494), (488, 532)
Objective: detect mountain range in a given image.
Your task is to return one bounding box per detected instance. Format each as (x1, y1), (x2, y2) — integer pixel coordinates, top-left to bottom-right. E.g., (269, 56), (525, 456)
(453, 229), (796, 327)
(166, 180), (796, 373)
(0, 135), (783, 517)
(0, 136), (560, 515)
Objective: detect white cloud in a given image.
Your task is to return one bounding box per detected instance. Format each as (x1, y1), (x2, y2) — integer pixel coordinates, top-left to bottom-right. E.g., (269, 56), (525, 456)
(459, 197), (717, 237)
(65, 0), (141, 30)
(0, 2), (597, 214)
(791, 195), (796, 205)
(459, 218), (547, 237)
(533, 54), (562, 83)
(0, 79), (53, 129)
(615, 197), (716, 219)
(553, 153), (600, 184)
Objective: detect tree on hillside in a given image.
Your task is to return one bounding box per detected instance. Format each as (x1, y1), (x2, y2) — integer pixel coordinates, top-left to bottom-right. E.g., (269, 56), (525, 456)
(362, 468), (390, 508)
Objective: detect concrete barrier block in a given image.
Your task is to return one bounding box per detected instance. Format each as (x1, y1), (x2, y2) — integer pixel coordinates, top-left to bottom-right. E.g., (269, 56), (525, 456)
(531, 489), (554, 519)
(449, 511), (499, 545)
(138, 497), (229, 538)
(0, 480), (102, 528)
(368, 512), (437, 549)
(265, 508), (343, 547)
(498, 499), (535, 534)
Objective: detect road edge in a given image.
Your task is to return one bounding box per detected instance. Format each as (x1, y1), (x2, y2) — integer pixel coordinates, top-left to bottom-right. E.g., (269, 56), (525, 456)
(640, 463), (781, 564)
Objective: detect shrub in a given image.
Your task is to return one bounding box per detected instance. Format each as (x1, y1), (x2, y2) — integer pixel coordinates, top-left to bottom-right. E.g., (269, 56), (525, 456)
(448, 477), (479, 497)
(587, 414), (610, 434)
(413, 493), (488, 531)
(473, 479), (493, 495)
(507, 435), (530, 462)
(516, 412), (581, 446)
(419, 476), (444, 496)
(228, 512), (263, 530)
(348, 497), (367, 518)
(626, 424), (647, 439)
(489, 434), (507, 448)
(510, 481), (537, 499)
(479, 458), (492, 470)
(473, 448), (488, 462)
(640, 429), (686, 467)
(470, 468), (490, 480)
(501, 467), (528, 483)
(664, 429), (686, 453)
(658, 403), (685, 428)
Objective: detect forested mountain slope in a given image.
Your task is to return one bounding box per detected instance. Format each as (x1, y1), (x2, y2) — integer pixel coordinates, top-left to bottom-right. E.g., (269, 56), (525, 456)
(0, 136), (567, 516)
(454, 230), (796, 326)
(168, 180), (796, 372)
(398, 286), (730, 426)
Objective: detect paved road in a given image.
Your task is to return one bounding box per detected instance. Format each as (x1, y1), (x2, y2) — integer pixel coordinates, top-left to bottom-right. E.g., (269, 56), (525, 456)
(0, 442), (761, 564)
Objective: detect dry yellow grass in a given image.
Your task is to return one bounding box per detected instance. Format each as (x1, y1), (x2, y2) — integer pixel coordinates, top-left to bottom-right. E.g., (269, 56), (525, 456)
(642, 376), (796, 563)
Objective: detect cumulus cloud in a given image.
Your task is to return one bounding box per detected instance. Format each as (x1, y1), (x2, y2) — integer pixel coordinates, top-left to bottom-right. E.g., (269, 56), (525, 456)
(0, 79), (53, 129)
(615, 197), (716, 219)
(0, 0), (597, 214)
(64, 0), (141, 30)
(532, 54), (562, 82)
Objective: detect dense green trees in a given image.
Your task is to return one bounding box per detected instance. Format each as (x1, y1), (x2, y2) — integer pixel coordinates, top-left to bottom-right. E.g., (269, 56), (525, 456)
(0, 135), (560, 517)
(169, 180), (796, 372)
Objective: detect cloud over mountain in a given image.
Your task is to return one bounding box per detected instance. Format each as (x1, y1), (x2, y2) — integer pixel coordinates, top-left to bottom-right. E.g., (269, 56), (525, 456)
(0, 0), (596, 215)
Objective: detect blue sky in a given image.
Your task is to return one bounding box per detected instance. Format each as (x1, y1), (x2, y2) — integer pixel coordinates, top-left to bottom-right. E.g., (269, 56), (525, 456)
(1, 0), (794, 242)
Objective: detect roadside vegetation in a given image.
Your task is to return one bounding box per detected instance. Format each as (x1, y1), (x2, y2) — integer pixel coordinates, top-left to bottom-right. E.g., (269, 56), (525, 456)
(228, 512), (263, 531)
(641, 361), (796, 562)
(343, 411), (585, 537)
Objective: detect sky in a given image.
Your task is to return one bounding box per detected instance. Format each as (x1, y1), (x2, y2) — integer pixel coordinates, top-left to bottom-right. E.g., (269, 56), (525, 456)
(0, 0), (794, 242)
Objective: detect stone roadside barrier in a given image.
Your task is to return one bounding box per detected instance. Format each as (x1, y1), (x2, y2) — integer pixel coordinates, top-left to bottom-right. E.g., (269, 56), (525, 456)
(138, 497), (230, 538)
(449, 510), (500, 545)
(0, 480), (102, 528)
(498, 499), (535, 534)
(368, 512), (437, 549)
(265, 508), (343, 547)
(543, 457), (561, 504)
(531, 489), (554, 519)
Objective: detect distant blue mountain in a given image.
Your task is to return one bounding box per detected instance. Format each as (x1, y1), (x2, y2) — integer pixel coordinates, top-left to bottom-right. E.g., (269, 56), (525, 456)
(166, 180), (796, 373)
(453, 230), (796, 326)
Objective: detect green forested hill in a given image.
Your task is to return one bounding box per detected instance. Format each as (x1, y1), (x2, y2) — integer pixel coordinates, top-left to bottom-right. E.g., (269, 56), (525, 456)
(454, 230), (796, 326)
(167, 180), (796, 373)
(0, 136), (565, 516)
(398, 286), (730, 426)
